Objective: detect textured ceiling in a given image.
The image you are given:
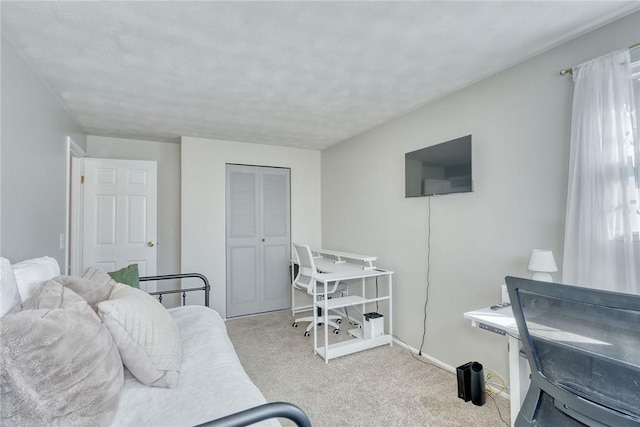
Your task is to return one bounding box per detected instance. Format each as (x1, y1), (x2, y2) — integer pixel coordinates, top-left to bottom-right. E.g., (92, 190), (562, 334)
(2, 1), (638, 149)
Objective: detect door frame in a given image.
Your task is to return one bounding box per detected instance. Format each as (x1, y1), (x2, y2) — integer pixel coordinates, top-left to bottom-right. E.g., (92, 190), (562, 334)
(67, 137), (86, 276)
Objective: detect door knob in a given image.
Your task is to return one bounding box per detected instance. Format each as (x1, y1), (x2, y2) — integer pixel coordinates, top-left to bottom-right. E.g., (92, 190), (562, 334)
(147, 241), (155, 247)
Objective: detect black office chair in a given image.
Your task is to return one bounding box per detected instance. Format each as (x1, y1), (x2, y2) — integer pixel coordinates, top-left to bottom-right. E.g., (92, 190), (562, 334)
(506, 276), (640, 426)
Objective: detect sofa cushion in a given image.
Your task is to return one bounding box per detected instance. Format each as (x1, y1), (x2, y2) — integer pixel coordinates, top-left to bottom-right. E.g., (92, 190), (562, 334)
(98, 282), (182, 388)
(110, 306), (278, 427)
(12, 256), (60, 301)
(0, 281), (123, 426)
(108, 264), (140, 288)
(0, 257), (21, 317)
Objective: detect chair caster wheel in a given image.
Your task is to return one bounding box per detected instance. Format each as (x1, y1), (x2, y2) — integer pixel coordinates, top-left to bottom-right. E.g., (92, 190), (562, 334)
(336, 319), (342, 324)
(304, 331), (310, 337)
(292, 322), (298, 327)
(333, 329), (340, 335)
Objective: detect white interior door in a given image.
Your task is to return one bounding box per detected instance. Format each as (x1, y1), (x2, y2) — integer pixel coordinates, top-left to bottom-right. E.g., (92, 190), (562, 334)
(226, 164), (291, 317)
(82, 158), (157, 290)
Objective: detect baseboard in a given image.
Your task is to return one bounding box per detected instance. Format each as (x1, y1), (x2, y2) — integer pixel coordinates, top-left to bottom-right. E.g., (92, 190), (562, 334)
(391, 337), (455, 373)
(391, 337), (511, 401)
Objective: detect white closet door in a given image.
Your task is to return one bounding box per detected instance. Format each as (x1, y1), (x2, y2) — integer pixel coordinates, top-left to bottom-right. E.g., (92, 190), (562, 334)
(226, 164), (291, 317)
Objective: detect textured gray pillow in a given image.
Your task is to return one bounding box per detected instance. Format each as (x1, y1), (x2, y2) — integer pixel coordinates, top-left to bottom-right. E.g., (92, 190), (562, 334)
(0, 281), (124, 426)
(82, 266), (119, 289)
(52, 274), (115, 310)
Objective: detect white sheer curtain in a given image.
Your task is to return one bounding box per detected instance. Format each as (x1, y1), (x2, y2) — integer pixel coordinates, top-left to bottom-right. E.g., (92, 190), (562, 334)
(563, 49), (640, 294)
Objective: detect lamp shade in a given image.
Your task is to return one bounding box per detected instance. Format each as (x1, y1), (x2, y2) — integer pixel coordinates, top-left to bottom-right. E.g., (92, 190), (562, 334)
(528, 249), (557, 273)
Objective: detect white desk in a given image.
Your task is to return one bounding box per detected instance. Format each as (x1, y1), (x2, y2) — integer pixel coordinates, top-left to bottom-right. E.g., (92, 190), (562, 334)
(310, 253), (393, 364)
(290, 250), (378, 315)
(463, 306), (530, 427)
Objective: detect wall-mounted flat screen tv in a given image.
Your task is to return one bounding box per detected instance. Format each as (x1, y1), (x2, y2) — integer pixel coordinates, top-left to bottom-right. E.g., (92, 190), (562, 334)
(405, 135), (472, 197)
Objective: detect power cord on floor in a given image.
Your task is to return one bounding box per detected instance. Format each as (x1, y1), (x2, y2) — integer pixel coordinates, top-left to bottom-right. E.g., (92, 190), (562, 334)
(487, 393), (510, 427)
(485, 372), (509, 427)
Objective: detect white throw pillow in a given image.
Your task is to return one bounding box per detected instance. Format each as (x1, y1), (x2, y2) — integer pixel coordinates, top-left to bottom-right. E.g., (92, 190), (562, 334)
(12, 256), (60, 301)
(0, 257), (21, 317)
(97, 283), (182, 388)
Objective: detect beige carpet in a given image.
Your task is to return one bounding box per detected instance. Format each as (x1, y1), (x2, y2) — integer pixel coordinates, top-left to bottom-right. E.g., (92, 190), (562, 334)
(226, 310), (510, 427)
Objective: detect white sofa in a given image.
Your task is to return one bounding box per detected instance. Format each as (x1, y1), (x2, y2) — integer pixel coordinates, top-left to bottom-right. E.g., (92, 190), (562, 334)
(0, 256), (308, 427)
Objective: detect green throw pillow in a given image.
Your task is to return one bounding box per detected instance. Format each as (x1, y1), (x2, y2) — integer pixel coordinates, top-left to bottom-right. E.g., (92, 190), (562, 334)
(108, 264), (140, 288)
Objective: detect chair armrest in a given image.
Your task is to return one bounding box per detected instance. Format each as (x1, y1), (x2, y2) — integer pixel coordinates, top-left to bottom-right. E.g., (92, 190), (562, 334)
(195, 402), (311, 427)
(140, 273), (210, 307)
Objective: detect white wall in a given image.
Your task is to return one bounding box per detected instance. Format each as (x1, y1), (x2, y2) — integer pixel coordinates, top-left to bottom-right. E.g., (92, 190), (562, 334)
(181, 136), (321, 317)
(86, 136), (181, 304)
(1, 36), (86, 265)
(321, 12), (640, 383)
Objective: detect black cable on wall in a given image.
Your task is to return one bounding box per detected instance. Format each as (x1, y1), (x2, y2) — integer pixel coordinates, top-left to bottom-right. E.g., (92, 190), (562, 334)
(418, 196), (432, 356)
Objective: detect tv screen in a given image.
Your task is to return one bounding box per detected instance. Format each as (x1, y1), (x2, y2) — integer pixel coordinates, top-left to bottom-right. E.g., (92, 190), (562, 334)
(405, 135), (472, 197)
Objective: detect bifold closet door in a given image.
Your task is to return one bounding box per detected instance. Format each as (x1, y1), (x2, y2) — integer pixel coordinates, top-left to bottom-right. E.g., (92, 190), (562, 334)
(226, 164), (291, 317)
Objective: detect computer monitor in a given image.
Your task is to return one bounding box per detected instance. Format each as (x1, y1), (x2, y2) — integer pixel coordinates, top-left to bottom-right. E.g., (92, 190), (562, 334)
(505, 276), (640, 426)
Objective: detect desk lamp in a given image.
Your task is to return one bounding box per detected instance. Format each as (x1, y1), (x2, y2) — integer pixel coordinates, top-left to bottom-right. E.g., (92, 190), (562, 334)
(528, 249), (557, 282)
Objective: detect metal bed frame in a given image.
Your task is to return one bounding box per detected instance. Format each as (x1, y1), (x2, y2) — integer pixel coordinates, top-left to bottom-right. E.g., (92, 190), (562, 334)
(140, 273), (210, 307)
(138, 274), (312, 427)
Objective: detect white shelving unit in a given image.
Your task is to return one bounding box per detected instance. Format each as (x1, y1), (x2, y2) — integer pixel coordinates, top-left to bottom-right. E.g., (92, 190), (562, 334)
(312, 249), (378, 270)
(316, 333), (393, 360)
(316, 295), (390, 311)
(311, 256), (393, 364)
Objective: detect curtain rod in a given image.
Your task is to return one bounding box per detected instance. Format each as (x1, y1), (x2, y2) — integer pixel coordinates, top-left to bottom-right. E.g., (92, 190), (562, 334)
(559, 41), (640, 75)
